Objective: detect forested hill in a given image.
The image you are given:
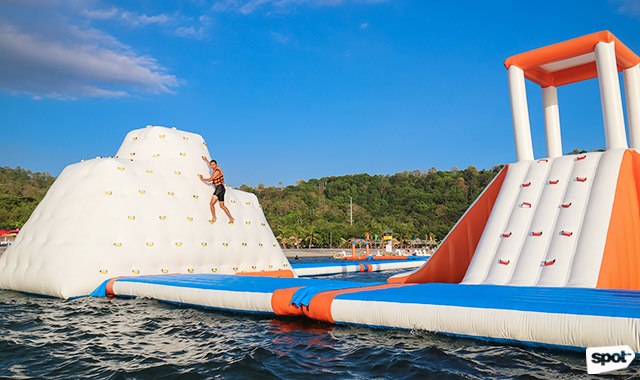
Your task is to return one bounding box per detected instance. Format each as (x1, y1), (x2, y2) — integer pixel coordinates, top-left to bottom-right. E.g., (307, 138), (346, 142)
(0, 165), (502, 246)
(239, 165), (503, 247)
(0, 167), (56, 230)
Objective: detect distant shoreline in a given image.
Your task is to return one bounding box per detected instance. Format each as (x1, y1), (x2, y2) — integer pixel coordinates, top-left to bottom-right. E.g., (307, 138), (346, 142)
(0, 246), (419, 259)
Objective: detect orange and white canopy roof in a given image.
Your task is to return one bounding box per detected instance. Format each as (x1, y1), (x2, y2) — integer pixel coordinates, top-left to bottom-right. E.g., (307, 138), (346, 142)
(504, 30), (640, 87)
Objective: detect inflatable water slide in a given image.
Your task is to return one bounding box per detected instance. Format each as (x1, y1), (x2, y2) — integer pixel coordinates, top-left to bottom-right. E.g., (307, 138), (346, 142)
(2, 30), (640, 354)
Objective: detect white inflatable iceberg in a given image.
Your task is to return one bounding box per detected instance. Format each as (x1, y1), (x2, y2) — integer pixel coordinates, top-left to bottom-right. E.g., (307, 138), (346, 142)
(0, 126), (293, 298)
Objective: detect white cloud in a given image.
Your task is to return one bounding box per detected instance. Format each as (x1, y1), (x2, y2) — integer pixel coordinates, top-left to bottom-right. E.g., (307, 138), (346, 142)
(212, 0), (391, 14)
(239, 0), (272, 14)
(0, 18), (178, 100)
(614, 0), (640, 17)
(121, 11), (171, 26)
(270, 30), (289, 44)
(360, 22), (368, 28)
(174, 15), (211, 39)
(82, 7), (171, 26)
(82, 8), (119, 20)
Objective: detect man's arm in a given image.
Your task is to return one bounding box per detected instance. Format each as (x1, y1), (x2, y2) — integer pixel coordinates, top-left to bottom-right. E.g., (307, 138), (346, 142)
(199, 174), (214, 182)
(199, 156), (213, 181)
(199, 167), (221, 182)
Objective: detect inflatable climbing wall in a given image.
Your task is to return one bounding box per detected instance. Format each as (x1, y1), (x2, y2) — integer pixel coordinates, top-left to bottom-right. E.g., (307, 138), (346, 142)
(391, 31), (640, 290)
(0, 126), (292, 298)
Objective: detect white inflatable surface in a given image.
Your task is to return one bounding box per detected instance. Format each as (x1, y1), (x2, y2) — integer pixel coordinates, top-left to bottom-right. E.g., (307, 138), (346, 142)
(0, 126), (292, 299)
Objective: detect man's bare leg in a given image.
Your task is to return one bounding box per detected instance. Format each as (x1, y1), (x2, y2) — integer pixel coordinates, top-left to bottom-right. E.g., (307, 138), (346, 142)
(219, 201), (234, 223)
(209, 195), (218, 222)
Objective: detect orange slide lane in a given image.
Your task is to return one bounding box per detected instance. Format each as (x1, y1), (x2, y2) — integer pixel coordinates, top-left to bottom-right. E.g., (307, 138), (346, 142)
(597, 149), (640, 290)
(389, 165), (509, 284)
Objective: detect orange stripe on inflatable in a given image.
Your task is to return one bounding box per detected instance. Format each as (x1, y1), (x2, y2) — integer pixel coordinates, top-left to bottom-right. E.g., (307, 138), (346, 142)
(271, 287), (305, 316)
(358, 263), (365, 272)
(303, 283), (413, 323)
(597, 149), (640, 290)
(504, 31), (640, 87)
(365, 264), (373, 272)
(236, 270), (295, 278)
(389, 165), (509, 284)
(105, 277), (121, 296)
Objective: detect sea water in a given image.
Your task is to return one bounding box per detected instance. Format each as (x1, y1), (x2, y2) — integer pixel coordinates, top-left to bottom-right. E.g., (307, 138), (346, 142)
(1, 258), (638, 379)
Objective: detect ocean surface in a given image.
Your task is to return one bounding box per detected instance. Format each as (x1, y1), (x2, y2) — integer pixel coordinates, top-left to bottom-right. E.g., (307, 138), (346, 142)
(1, 257), (638, 379)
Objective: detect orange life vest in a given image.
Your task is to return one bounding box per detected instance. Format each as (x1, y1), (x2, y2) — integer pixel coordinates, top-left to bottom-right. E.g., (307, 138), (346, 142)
(212, 168), (224, 186)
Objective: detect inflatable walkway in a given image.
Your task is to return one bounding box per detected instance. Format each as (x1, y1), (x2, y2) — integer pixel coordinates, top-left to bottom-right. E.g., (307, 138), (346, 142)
(292, 259), (427, 277)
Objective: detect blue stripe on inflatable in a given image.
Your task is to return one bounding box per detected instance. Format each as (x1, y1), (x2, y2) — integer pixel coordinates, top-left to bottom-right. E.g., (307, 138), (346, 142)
(106, 274), (371, 294)
(291, 259), (427, 269)
(290, 282), (385, 307)
(89, 279), (110, 297)
(334, 283), (640, 318)
(291, 262), (362, 269)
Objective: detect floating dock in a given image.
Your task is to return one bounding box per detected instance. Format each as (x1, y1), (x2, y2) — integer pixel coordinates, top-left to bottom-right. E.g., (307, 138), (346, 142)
(291, 259), (427, 276)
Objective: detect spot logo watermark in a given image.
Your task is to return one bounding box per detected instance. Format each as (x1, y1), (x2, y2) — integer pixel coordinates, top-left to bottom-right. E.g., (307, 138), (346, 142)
(586, 345), (635, 374)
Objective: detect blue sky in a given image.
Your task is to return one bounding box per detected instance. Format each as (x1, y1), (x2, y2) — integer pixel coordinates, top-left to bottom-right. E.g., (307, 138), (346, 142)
(1, 0), (640, 187)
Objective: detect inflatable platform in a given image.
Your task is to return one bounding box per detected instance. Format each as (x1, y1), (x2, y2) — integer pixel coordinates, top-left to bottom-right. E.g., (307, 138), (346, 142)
(3, 30), (640, 354)
(292, 259), (427, 277)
